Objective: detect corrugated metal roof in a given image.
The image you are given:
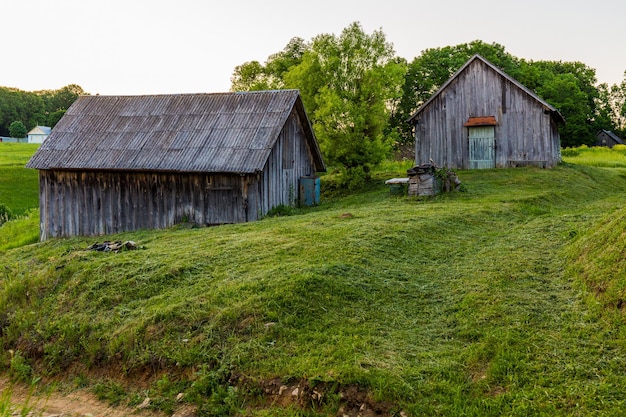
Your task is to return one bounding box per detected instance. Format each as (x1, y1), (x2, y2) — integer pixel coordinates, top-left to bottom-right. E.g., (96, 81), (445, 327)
(27, 90), (325, 174)
(27, 126), (52, 135)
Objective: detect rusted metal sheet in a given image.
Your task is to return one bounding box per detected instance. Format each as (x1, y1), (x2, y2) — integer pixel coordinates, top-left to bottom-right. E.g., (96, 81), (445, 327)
(464, 116), (497, 127)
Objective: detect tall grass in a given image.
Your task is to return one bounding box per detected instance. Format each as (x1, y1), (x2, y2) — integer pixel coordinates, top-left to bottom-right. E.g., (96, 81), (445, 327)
(0, 382), (41, 417)
(562, 144), (626, 167)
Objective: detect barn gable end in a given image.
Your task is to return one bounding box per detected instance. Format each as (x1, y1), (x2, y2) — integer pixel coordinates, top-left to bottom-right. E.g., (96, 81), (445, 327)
(595, 129), (624, 148)
(408, 55), (564, 169)
(27, 90), (325, 240)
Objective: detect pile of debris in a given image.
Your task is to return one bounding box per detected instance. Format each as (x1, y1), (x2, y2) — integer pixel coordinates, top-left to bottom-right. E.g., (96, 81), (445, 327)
(406, 164), (461, 197)
(87, 240), (138, 253)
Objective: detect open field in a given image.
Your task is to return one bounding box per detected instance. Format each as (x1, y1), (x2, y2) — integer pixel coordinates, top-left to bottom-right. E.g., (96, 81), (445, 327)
(1, 145), (626, 415)
(0, 143), (39, 215)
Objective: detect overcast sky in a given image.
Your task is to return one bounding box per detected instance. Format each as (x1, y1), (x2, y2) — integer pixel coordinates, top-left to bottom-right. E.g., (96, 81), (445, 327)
(3, 0), (625, 96)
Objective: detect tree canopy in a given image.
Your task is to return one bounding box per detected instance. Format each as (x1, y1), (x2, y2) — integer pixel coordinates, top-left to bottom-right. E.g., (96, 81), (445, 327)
(232, 22), (405, 187)
(284, 23), (405, 186)
(0, 84), (85, 137)
(597, 72), (626, 134)
(230, 37), (308, 91)
(8, 120), (27, 138)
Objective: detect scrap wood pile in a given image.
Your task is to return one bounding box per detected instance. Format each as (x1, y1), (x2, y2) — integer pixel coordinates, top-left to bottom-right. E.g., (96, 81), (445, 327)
(87, 240), (138, 253)
(406, 163), (462, 196)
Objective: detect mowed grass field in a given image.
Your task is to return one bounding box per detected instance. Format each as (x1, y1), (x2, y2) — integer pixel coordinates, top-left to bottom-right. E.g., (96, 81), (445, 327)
(0, 143), (40, 250)
(1, 144), (626, 415)
(0, 143), (39, 215)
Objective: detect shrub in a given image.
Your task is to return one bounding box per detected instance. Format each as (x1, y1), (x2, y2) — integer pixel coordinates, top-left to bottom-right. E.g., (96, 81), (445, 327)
(265, 204), (295, 217)
(560, 147), (581, 157)
(8, 350), (33, 383)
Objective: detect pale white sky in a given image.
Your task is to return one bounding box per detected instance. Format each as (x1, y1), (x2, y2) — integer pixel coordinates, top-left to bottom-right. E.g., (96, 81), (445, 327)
(3, 0), (625, 95)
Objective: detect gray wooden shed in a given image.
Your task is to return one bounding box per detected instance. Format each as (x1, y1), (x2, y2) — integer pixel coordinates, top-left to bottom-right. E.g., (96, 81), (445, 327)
(595, 129), (624, 148)
(408, 55), (565, 169)
(26, 90), (325, 240)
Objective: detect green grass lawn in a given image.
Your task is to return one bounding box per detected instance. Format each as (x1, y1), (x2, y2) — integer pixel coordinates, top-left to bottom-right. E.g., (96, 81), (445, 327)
(0, 143), (39, 215)
(2, 147), (626, 415)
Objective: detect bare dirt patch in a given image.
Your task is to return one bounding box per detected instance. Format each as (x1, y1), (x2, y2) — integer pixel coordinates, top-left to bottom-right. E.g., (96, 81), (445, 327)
(1, 374), (401, 417)
(0, 377), (167, 417)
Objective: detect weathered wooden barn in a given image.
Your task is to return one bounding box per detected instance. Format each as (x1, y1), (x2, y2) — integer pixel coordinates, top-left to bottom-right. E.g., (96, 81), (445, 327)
(595, 129), (624, 148)
(408, 54), (565, 169)
(26, 90), (325, 240)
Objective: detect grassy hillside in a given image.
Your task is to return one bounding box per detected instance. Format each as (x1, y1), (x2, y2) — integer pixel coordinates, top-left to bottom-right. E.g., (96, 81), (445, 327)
(0, 143), (39, 215)
(2, 147), (626, 415)
(0, 143), (39, 250)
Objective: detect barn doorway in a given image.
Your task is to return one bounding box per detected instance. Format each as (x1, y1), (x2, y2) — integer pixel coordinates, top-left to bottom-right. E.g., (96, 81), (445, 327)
(468, 126), (495, 169)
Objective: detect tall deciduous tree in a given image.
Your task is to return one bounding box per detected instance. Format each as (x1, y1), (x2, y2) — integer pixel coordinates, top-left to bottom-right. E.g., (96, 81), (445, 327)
(0, 84), (85, 136)
(594, 83), (617, 133)
(39, 84), (85, 113)
(230, 37), (308, 92)
(599, 72), (626, 135)
(522, 60), (599, 147)
(284, 23), (405, 187)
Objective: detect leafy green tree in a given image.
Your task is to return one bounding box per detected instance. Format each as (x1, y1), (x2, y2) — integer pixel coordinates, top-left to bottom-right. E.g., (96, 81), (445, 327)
(231, 37), (308, 91)
(41, 84), (85, 112)
(522, 61), (599, 146)
(538, 73), (592, 147)
(231, 23), (404, 187)
(284, 22), (405, 186)
(46, 109), (67, 127)
(0, 84), (83, 135)
(594, 83), (618, 134)
(599, 72), (626, 136)
(9, 120), (27, 138)
(615, 74), (626, 135)
(38, 84), (85, 127)
(265, 37), (308, 86)
(231, 60), (270, 91)
(0, 87), (45, 135)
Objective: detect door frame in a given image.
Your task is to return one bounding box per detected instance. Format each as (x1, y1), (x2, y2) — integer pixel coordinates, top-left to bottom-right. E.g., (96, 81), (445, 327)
(467, 125), (496, 169)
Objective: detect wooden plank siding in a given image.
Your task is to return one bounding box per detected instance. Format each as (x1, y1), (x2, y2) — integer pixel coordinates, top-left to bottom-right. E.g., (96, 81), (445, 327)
(38, 170), (249, 240)
(259, 111), (317, 215)
(412, 55), (563, 169)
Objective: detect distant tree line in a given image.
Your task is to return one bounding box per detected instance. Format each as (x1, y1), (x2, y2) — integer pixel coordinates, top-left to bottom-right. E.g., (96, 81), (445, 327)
(0, 84), (86, 137)
(231, 23), (626, 184)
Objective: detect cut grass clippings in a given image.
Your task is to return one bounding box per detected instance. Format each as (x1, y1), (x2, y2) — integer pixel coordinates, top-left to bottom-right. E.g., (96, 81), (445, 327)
(2, 146), (626, 414)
